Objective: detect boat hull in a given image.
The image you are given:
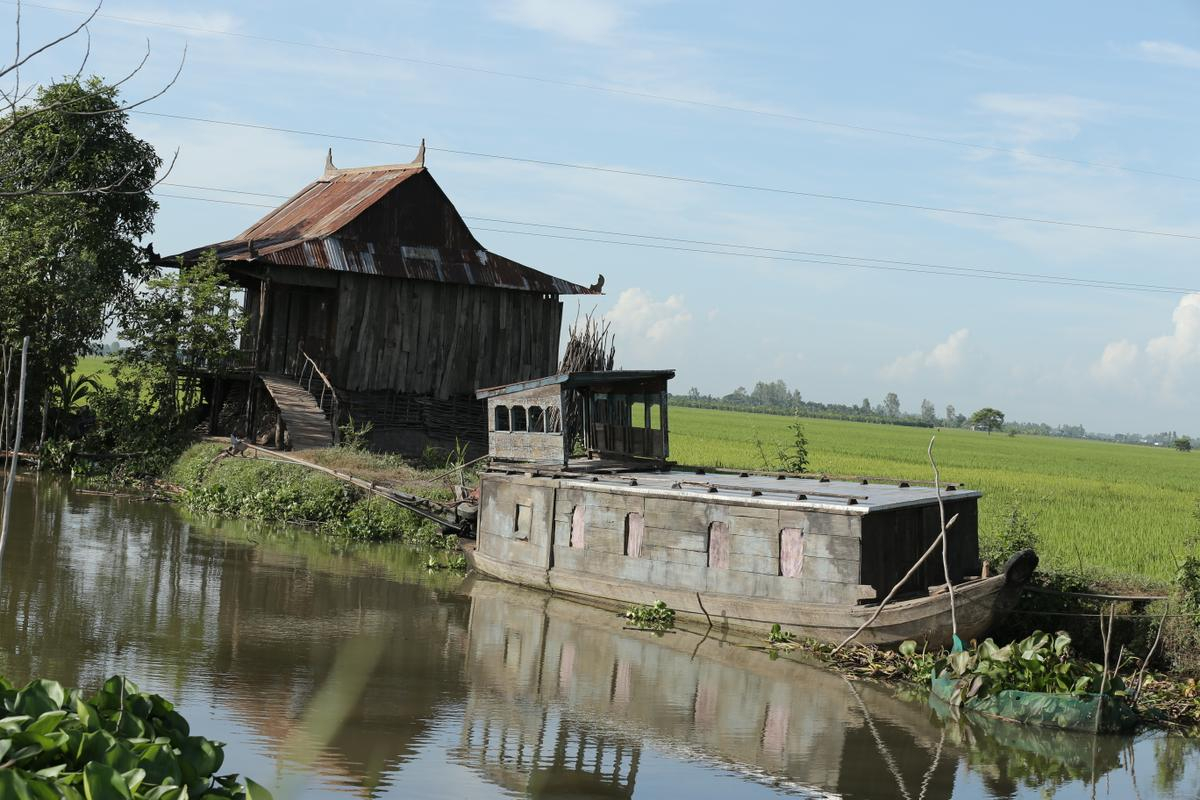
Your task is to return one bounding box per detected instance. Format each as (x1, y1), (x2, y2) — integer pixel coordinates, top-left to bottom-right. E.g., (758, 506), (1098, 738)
(465, 542), (1024, 648)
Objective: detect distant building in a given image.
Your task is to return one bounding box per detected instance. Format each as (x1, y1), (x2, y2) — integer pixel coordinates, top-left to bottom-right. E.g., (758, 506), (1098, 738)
(164, 144), (599, 451)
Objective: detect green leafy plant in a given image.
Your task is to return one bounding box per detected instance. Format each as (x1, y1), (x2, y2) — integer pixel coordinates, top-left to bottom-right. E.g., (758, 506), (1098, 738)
(624, 601), (675, 630)
(982, 502), (1041, 568)
(0, 674), (270, 800)
(752, 413), (810, 473)
(337, 416), (373, 452)
(765, 623), (797, 650)
(928, 630), (1123, 706)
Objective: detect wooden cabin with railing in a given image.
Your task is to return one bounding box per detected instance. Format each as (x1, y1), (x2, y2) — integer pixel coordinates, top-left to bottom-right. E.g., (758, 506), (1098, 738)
(162, 144), (600, 451)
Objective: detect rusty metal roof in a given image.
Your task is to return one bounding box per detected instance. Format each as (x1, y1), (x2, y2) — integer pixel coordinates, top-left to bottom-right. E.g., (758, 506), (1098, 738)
(164, 153), (598, 295)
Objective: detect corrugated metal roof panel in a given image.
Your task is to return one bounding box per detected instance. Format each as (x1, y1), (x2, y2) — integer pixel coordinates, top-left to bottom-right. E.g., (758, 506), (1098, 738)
(163, 163), (598, 295)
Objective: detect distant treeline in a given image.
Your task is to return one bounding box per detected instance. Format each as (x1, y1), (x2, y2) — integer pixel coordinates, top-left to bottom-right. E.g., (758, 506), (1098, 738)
(670, 380), (1193, 446)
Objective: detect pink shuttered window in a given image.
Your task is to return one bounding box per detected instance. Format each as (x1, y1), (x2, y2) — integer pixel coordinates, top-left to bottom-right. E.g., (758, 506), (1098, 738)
(780, 527), (805, 577)
(624, 512), (644, 557)
(570, 505), (586, 549)
(707, 521), (730, 569)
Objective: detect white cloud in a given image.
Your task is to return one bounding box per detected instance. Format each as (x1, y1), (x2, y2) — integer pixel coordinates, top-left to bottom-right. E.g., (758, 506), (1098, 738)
(1087, 294), (1200, 397)
(1135, 41), (1200, 70)
(973, 93), (1109, 145)
(1147, 293), (1200, 373)
(490, 0), (627, 44)
(881, 329), (969, 380)
(605, 288), (691, 344)
(109, 6), (241, 36)
(1091, 339), (1139, 382)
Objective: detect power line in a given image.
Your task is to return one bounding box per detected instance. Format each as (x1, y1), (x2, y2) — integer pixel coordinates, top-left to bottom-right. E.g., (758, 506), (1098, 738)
(15, 0), (1200, 185)
(141, 110), (1200, 243)
(158, 182), (1197, 293)
(152, 188), (1198, 295)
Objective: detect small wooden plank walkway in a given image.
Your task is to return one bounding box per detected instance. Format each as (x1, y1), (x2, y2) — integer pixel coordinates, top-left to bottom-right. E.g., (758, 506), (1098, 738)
(259, 373), (332, 450)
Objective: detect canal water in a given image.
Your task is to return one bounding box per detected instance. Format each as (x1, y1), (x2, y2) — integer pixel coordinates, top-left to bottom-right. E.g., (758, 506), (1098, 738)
(1, 478), (1198, 799)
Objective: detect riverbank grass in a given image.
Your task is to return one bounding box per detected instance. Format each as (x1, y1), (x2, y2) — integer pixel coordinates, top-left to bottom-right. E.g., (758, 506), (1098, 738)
(167, 443), (458, 549)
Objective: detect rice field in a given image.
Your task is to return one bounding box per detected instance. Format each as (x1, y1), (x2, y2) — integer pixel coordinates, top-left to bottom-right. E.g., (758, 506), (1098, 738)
(668, 407), (1200, 583)
(72, 355), (115, 387)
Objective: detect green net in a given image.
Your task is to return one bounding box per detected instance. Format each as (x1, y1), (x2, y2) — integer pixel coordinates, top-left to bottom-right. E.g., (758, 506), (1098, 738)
(931, 675), (1137, 734)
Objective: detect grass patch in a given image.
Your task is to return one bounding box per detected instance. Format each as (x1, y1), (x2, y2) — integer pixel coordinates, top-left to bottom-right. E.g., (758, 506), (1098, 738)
(72, 354), (115, 388)
(168, 443), (456, 548)
(668, 407), (1200, 582)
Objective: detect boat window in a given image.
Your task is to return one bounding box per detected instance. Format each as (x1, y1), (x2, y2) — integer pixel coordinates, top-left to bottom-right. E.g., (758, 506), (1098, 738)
(514, 503), (531, 541)
(649, 403), (662, 430)
(624, 512), (644, 558)
(512, 405), (527, 432)
(545, 406), (562, 433)
(529, 406), (545, 432)
(494, 404), (510, 432)
(630, 398), (647, 428)
(780, 528), (805, 577)
(707, 521), (730, 569)
(570, 505), (586, 549)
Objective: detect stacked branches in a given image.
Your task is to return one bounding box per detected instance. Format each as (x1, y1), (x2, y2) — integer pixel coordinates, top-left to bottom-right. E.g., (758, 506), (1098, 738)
(559, 310), (615, 454)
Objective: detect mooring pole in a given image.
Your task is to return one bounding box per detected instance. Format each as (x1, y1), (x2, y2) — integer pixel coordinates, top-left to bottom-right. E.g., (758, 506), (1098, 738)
(0, 335), (30, 572)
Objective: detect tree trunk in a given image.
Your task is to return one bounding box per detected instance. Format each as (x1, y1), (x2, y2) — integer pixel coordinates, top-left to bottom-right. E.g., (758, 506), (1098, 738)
(38, 390), (50, 452)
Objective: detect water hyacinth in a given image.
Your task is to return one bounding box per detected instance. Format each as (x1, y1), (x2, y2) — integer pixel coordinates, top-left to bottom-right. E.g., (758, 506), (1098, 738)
(0, 674), (270, 800)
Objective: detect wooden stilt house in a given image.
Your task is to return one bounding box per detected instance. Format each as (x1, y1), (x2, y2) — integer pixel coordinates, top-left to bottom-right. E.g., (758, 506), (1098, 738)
(165, 144), (600, 451)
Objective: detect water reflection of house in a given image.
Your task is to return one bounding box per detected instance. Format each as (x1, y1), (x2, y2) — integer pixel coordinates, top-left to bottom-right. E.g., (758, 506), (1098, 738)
(455, 577), (958, 800)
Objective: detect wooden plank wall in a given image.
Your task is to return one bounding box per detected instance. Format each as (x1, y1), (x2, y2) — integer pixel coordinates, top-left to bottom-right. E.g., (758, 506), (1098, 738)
(858, 497), (980, 599)
(550, 487), (864, 605)
(331, 274), (563, 398)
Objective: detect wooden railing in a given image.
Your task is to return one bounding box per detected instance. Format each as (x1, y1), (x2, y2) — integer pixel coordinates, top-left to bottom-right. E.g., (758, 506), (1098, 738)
(294, 348), (343, 445)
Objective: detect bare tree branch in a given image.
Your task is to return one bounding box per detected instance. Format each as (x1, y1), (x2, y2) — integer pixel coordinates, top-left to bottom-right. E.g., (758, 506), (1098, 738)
(0, 0), (183, 198)
(0, 0), (99, 82)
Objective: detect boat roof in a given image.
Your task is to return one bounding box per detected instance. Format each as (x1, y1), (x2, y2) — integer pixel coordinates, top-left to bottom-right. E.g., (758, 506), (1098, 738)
(487, 464), (980, 514)
(476, 370), (675, 400)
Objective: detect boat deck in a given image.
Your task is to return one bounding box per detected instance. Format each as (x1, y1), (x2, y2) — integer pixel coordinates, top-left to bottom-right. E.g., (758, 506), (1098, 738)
(484, 460), (980, 513)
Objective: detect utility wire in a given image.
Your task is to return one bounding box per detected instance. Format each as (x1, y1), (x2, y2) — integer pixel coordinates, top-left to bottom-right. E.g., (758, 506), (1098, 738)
(15, 0), (1200, 185)
(140, 111), (1200, 243)
(158, 181), (1199, 293)
(152, 189), (1199, 295)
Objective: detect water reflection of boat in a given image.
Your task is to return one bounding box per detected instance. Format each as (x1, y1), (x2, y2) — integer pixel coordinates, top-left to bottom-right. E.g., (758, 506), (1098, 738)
(455, 575), (960, 799)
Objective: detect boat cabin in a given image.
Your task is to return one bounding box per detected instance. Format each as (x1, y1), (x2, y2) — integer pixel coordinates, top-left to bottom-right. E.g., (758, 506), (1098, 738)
(476, 370), (674, 466)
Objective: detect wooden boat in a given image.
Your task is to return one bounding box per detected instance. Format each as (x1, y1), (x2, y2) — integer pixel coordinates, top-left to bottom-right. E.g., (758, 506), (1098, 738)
(462, 370), (1036, 648)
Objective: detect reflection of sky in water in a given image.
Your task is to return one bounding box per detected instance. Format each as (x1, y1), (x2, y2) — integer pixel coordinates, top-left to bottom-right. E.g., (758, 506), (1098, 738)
(1, 478), (1198, 799)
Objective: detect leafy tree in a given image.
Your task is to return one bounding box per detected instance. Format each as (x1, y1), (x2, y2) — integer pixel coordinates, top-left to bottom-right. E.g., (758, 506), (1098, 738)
(0, 78), (162, 441)
(945, 404), (957, 427)
(883, 392), (900, 417)
(969, 407), (1005, 434)
(920, 398), (936, 425)
(1175, 436), (1192, 453)
(723, 386), (750, 405)
(117, 250), (244, 425)
(860, 398), (871, 414)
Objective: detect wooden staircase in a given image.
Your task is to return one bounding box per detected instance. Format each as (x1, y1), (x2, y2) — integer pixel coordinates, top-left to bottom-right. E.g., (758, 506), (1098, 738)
(259, 372), (335, 450)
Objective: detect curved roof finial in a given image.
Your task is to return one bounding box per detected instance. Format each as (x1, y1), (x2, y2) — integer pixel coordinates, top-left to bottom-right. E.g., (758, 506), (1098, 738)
(324, 147), (337, 176)
(414, 138), (425, 168)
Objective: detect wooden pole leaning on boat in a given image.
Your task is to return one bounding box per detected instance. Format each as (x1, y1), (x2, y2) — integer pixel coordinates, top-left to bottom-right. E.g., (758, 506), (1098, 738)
(928, 436), (958, 641)
(832, 511), (960, 653)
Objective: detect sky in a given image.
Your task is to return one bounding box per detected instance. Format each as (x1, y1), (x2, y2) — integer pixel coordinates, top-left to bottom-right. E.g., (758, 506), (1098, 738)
(8, 0), (1200, 435)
